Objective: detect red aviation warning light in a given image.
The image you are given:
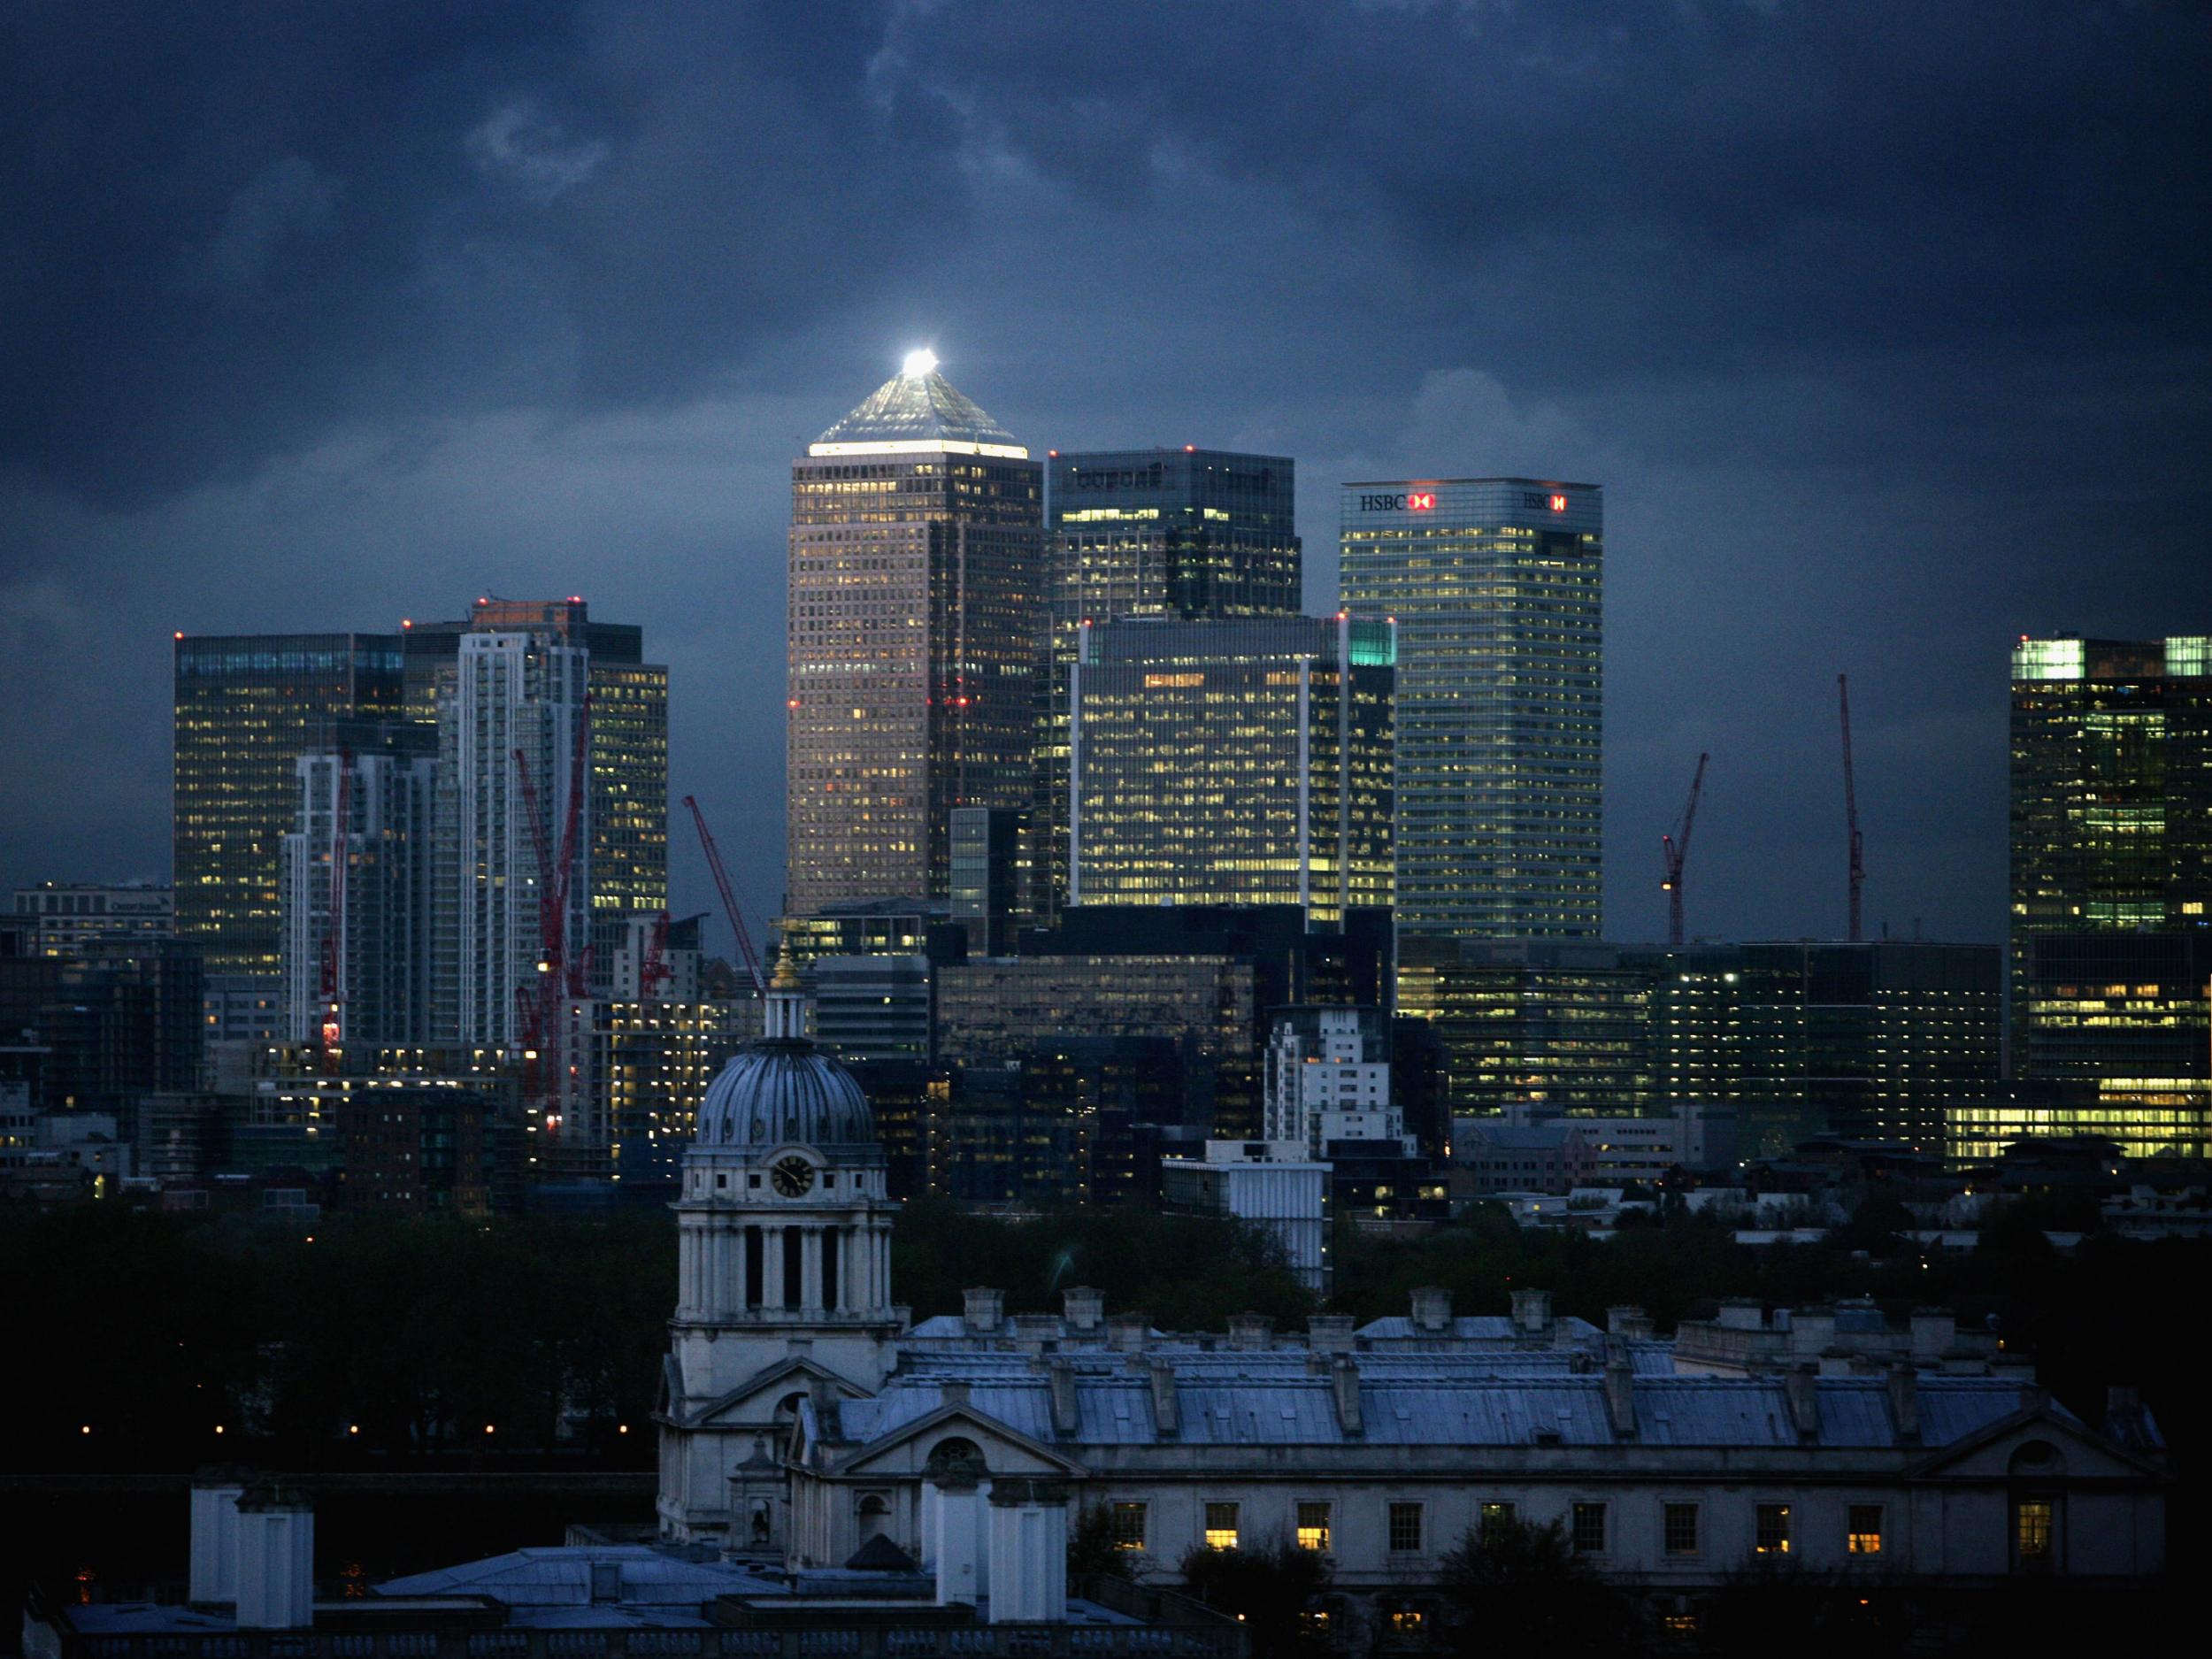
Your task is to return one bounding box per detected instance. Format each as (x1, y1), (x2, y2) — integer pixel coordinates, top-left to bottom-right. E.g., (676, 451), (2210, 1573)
(1408, 492), (1436, 511)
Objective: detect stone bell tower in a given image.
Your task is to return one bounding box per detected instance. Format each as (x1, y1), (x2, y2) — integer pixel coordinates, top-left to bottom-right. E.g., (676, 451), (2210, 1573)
(657, 952), (901, 1548)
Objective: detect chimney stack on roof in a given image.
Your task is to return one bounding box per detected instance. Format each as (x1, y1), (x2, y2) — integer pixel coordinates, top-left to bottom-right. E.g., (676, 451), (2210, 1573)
(1308, 1313), (1356, 1355)
(963, 1286), (1004, 1337)
(1410, 1286), (1453, 1334)
(1062, 1286), (1104, 1333)
(1510, 1287), (1553, 1338)
(1229, 1312), (1275, 1352)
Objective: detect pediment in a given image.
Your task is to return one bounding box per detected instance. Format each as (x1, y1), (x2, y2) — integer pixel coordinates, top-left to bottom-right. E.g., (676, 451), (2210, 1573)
(679, 1354), (872, 1431)
(830, 1402), (1087, 1480)
(1910, 1407), (2163, 1482)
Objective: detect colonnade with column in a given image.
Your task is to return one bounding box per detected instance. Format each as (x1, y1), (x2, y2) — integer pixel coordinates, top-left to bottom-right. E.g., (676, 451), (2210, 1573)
(677, 1210), (895, 1322)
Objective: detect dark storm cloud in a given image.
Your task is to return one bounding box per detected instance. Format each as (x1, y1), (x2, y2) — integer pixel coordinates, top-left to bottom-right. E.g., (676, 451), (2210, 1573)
(0, 0), (946, 507)
(2, 1), (2208, 943)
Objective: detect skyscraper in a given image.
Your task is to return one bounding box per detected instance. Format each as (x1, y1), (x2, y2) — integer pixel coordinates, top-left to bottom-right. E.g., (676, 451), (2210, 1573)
(1036, 449), (1302, 918)
(433, 611), (594, 1048)
(1339, 480), (1602, 940)
(173, 633), (405, 1024)
(787, 355), (1042, 914)
(279, 741), (438, 1048)
(1069, 616), (1394, 924)
(2002, 635), (2211, 1152)
(403, 600), (668, 996)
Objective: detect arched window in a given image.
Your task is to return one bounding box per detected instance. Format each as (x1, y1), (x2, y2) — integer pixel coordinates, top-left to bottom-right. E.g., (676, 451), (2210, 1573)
(926, 1436), (985, 1481)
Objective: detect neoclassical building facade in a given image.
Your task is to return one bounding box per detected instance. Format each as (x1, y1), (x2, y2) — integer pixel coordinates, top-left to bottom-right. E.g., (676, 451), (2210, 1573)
(657, 974), (2168, 1615)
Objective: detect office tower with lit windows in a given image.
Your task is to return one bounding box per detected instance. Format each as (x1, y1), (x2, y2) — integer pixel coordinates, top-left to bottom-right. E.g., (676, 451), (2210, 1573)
(173, 633), (407, 1037)
(787, 355), (1042, 915)
(1994, 635), (2212, 1156)
(9, 884), (174, 957)
(1068, 616), (1393, 925)
(1339, 480), (1602, 940)
(1035, 449), (1301, 919)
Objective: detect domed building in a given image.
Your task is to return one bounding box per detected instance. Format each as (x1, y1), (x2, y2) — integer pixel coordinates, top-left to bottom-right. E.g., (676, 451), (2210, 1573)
(657, 954), (903, 1549)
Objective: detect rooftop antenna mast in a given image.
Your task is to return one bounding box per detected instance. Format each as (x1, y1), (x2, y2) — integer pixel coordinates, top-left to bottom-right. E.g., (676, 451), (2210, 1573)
(1660, 752), (1709, 948)
(1839, 673), (1865, 942)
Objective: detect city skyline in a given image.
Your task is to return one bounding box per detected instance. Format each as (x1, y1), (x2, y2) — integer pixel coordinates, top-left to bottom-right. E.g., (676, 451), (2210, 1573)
(4, 4), (2208, 951)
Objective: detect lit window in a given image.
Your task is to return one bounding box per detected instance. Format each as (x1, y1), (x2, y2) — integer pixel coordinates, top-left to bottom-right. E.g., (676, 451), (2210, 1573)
(1110, 1502), (1147, 1551)
(1388, 1610), (1425, 1635)
(2016, 1500), (2054, 1563)
(1847, 1505), (1883, 1555)
(1388, 1503), (1423, 1554)
(1755, 1504), (1792, 1555)
(1204, 1502), (1239, 1550)
(1296, 1502), (1332, 1551)
(1663, 1503), (1699, 1555)
(1571, 1502), (1607, 1555)
(1479, 1502), (1516, 1535)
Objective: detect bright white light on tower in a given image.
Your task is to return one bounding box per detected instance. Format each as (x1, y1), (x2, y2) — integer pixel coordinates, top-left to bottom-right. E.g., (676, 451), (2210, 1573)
(902, 348), (938, 379)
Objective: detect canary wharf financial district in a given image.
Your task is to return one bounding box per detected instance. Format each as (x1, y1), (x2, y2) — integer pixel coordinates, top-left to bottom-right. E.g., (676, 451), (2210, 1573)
(12, 352), (2195, 1640)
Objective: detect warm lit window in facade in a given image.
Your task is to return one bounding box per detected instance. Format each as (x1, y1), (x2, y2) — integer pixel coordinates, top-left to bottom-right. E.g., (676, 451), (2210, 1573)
(1203, 1502), (1240, 1550)
(1295, 1502), (1332, 1551)
(1110, 1502), (1147, 1551)
(1847, 1504), (1884, 1555)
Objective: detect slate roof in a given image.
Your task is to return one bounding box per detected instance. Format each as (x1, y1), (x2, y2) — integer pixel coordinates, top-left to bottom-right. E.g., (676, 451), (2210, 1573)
(832, 1367), (2051, 1454)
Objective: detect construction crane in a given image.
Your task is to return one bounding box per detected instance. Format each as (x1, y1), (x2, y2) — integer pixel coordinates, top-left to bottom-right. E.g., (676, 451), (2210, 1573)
(318, 749), (353, 1073)
(1659, 751), (1709, 948)
(637, 910), (674, 1002)
(511, 696), (593, 1121)
(682, 795), (766, 997)
(1839, 672), (1865, 943)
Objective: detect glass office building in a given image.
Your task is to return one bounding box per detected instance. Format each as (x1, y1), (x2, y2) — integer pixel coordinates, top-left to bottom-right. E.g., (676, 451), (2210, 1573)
(2005, 635), (2212, 1153)
(1069, 616), (1394, 925)
(787, 359), (1042, 914)
(173, 633), (405, 979)
(1340, 479), (1602, 939)
(1036, 449), (1301, 919)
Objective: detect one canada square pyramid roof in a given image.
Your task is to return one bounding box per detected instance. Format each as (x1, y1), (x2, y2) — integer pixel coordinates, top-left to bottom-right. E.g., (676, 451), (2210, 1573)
(809, 362), (1027, 459)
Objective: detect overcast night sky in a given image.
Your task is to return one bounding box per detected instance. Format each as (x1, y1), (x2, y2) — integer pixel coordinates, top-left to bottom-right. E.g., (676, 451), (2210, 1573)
(3, 1), (2207, 952)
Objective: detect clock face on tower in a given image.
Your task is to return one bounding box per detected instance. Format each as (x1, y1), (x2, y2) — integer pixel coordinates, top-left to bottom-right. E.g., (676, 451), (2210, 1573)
(770, 1156), (816, 1198)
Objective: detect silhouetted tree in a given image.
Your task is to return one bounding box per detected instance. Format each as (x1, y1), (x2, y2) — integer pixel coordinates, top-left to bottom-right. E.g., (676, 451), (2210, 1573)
(1178, 1536), (1332, 1659)
(1434, 1517), (1640, 1654)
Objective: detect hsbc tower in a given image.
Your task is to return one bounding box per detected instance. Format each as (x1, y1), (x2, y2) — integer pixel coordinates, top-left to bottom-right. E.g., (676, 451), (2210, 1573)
(1339, 478), (1604, 941)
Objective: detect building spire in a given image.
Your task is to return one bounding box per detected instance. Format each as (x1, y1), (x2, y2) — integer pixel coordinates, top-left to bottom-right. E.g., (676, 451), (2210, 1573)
(764, 941), (805, 1040)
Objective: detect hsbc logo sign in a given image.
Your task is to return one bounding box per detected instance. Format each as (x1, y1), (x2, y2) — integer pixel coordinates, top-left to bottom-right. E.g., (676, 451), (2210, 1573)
(1358, 491), (1436, 512)
(1523, 490), (1569, 512)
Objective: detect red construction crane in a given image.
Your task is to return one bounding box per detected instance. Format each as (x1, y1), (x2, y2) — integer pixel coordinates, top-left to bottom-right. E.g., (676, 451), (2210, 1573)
(637, 910), (674, 1002)
(318, 748), (353, 1072)
(1839, 672), (1865, 943)
(1659, 751), (1709, 948)
(511, 695), (593, 1123)
(682, 795), (766, 997)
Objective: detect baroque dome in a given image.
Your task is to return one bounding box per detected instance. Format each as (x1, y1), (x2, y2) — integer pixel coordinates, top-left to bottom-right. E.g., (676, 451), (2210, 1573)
(690, 958), (877, 1158)
(694, 1041), (874, 1155)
